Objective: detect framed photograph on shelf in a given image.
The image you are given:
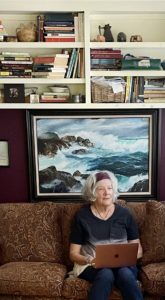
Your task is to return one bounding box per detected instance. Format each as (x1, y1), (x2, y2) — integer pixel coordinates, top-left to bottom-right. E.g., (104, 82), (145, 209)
(4, 84), (24, 103)
(0, 140), (9, 166)
(26, 109), (158, 202)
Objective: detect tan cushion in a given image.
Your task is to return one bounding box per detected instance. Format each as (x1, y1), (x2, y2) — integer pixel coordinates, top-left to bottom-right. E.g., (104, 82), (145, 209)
(0, 202), (63, 264)
(140, 262), (165, 296)
(127, 202), (146, 233)
(0, 262), (67, 297)
(140, 200), (165, 265)
(62, 277), (122, 299)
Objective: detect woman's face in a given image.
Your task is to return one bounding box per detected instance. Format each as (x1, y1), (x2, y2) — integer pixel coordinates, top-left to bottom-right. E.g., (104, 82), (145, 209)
(94, 179), (114, 206)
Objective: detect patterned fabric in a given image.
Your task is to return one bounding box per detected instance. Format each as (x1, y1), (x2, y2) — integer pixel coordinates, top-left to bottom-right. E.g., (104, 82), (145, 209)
(0, 200), (164, 300)
(60, 203), (85, 271)
(140, 201), (165, 265)
(140, 262), (165, 296)
(0, 297), (63, 300)
(0, 261), (67, 297)
(127, 202), (147, 233)
(62, 277), (122, 299)
(0, 202), (63, 264)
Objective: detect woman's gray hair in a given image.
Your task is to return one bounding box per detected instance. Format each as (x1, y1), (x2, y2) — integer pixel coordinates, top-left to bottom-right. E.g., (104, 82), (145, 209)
(81, 170), (119, 202)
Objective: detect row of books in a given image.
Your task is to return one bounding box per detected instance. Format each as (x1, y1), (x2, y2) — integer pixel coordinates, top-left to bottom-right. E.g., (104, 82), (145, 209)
(0, 50), (85, 78)
(125, 76), (165, 103)
(90, 48), (123, 70)
(37, 12), (84, 42)
(40, 85), (70, 103)
(32, 53), (69, 79)
(0, 52), (33, 78)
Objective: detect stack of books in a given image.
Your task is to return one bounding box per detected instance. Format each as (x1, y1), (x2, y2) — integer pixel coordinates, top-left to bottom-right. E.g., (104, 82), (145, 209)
(0, 52), (33, 78)
(32, 53), (69, 78)
(0, 21), (8, 42)
(40, 85), (70, 103)
(144, 77), (165, 103)
(90, 48), (123, 70)
(43, 12), (75, 42)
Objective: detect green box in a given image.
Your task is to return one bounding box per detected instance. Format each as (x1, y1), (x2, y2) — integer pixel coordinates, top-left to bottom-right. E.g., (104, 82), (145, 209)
(122, 58), (161, 70)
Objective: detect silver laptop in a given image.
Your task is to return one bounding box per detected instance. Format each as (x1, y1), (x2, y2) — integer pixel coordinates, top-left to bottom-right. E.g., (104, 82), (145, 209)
(95, 243), (138, 268)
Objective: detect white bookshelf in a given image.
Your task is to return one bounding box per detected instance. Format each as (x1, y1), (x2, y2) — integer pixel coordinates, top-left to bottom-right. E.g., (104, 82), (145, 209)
(0, 0), (165, 108)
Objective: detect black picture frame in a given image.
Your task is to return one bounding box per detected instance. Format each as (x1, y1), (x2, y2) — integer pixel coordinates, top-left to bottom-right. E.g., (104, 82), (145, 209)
(26, 109), (159, 202)
(4, 84), (24, 103)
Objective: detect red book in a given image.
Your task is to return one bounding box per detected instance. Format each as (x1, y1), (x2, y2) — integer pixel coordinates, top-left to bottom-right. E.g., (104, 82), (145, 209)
(91, 49), (121, 54)
(91, 54), (123, 59)
(44, 37), (75, 42)
(33, 56), (56, 64)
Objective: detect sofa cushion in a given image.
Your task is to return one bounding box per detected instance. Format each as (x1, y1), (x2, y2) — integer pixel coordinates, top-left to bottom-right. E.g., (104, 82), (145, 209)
(0, 261), (67, 297)
(0, 202), (63, 264)
(127, 202), (146, 233)
(140, 200), (165, 265)
(62, 277), (122, 299)
(140, 262), (165, 296)
(61, 200), (126, 271)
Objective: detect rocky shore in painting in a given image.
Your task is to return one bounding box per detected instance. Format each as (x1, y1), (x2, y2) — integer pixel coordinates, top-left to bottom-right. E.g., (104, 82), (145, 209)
(38, 131), (148, 194)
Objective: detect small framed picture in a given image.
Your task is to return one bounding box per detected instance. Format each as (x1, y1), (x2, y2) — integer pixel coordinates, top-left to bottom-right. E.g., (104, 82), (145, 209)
(0, 140), (9, 166)
(4, 84), (25, 103)
(30, 93), (40, 103)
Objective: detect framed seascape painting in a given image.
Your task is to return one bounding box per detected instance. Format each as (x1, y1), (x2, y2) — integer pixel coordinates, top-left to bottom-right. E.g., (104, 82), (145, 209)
(26, 109), (158, 202)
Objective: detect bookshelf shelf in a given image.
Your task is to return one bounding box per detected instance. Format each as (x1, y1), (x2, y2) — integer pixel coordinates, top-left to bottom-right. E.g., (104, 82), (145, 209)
(0, 42), (84, 49)
(0, 102), (165, 109)
(0, 78), (85, 84)
(90, 42), (165, 49)
(90, 70), (165, 77)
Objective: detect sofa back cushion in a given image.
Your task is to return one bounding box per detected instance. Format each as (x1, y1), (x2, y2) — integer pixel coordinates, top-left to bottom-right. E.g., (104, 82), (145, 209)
(140, 200), (165, 265)
(127, 202), (146, 234)
(0, 202), (63, 264)
(61, 199), (127, 271)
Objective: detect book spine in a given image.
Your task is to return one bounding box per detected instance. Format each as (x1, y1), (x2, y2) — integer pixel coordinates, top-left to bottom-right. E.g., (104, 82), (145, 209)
(33, 57), (55, 64)
(0, 61), (33, 65)
(91, 54), (123, 59)
(44, 26), (74, 31)
(0, 57), (31, 61)
(44, 12), (74, 22)
(44, 37), (75, 42)
(91, 49), (121, 54)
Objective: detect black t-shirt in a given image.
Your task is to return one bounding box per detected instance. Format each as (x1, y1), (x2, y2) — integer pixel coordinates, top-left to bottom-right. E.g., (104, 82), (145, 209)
(70, 204), (139, 258)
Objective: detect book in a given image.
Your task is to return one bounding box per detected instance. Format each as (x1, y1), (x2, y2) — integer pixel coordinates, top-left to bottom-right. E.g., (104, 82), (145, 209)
(66, 48), (77, 78)
(33, 54), (69, 65)
(0, 60), (33, 65)
(78, 48), (85, 78)
(72, 48), (80, 78)
(44, 26), (74, 31)
(144, 98), (165, 103)
(44, 36), (75, 42)
(44, 21), (74, 26)
(91, 49), (121, 54)
(2, 52), (30, 57)
(91, 54), (123, 59)
(44, 12), (74, 22)
(144, 93), (165, 98)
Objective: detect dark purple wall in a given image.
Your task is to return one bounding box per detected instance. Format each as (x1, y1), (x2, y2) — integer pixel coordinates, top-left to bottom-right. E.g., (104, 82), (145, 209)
(0, 109), (29, 202)
(0, 109), (165, 203)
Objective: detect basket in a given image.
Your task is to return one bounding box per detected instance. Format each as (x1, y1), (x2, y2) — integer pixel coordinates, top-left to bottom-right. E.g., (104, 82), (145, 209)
(91, 82), (125, 103)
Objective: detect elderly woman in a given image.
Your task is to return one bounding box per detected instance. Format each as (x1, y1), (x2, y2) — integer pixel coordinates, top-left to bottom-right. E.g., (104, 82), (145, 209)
(69, 170), (143, 300)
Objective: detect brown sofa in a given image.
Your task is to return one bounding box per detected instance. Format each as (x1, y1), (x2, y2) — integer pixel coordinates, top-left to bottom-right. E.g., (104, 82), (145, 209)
(0, 200), (165, 300)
